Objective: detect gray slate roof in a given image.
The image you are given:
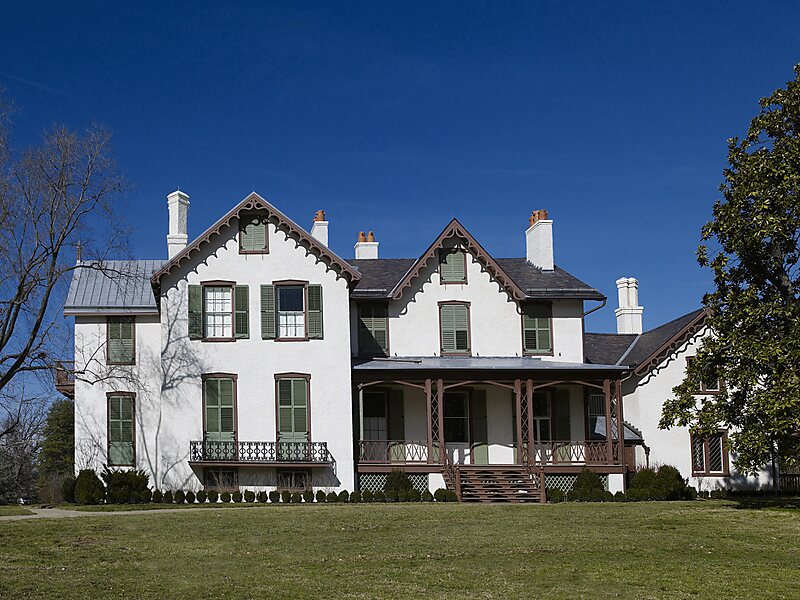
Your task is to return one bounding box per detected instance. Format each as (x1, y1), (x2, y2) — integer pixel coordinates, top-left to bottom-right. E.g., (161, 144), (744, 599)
(349, 258), (604, 300)
(584, 333), (638, 365)
(64, 260), (165, 314)
(624, 309), (705, 367)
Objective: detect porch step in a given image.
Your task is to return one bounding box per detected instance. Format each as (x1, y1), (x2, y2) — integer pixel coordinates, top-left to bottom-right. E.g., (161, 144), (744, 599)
(455, 465), (544, 504)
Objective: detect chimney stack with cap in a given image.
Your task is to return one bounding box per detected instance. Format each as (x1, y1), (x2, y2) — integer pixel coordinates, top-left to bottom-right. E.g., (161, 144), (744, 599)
(525, 209), (554, 271)
(355, 231), (379, 259)
(310, 210), (329, 246)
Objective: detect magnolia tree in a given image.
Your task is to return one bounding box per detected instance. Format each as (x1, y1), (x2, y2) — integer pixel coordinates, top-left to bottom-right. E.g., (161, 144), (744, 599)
(661, 66), (800, 476)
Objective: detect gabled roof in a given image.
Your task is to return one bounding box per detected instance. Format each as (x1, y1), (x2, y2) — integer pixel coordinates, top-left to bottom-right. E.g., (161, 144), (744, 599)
(64, 260), (165, 315)
(348, 219), (604, 302)
(151, 192), (361, 286)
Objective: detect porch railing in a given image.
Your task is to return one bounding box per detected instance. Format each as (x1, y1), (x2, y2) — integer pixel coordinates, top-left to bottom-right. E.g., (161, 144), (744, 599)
(358, 440), (434, 464)
(190, 441), (332, 464)
(54, 360), (75, 397)
(529, 441), (620, 465)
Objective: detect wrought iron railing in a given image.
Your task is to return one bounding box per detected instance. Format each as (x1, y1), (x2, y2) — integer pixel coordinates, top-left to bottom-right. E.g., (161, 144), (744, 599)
(358, 440), (432, 463)
(190, 440), (332, 464)
(529, 441), (620, 465)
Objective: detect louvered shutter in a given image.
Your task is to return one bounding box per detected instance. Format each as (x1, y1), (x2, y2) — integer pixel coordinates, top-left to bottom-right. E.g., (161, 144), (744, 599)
(277, 378), (308, 443)
(260, 285), (276, 339)
(307, 285), (323, 339)
(453, 304), (469, 351)
(292, 379), (308, 441)
(440, 305), (456, 353)
(188, 285), (202, 340)
(358, 304), (388, 355)
(108, 395), (134, 465)
(219, 379), (235, 442)
(471, 390), (489, 465)
(240, 214), (267, 252)
(523, 304), (552, 353)
(108, 318), (134, 363)
(234, 285), (249, 339)
(440, 249), (466, 283)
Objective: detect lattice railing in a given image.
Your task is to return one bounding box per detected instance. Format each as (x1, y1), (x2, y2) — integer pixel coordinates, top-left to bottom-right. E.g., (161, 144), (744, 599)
(190, 441), (332, 464)
(359, 440), (430, 463)
(359, 473), (430, 493)
(530, 441), (620, 465)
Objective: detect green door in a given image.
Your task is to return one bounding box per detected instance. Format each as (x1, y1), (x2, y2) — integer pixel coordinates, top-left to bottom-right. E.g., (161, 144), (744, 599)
(204, 378), (235, 459)
(470, 389), (489, 465)
(278, 378), (308, 460)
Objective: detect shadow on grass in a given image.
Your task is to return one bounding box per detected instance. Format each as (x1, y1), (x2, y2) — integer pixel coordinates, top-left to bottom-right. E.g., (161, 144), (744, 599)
(726, 496), (800, 511)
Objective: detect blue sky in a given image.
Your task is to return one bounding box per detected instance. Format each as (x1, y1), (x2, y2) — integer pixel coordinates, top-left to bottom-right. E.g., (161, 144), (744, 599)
(2, 1), (799, 332)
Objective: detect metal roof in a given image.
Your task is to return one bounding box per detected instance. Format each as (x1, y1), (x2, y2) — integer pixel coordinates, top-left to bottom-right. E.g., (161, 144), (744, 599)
(353, 356), (627, 372)
(64, 260), (165, 315)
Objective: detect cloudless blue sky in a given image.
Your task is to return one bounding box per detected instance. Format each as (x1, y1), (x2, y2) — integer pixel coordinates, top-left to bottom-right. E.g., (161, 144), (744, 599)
(2, 1), (799, 332)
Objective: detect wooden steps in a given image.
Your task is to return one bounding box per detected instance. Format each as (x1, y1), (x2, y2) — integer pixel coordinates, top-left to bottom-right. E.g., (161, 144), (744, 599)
(454, 465), (544, 503)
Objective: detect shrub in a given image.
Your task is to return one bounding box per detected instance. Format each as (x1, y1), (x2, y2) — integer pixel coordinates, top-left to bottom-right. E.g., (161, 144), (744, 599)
(350, 491), (362, 503)
(373, 490), (386, 502)
(337, 490), (349, 503)
(629, 466), (694, 501)
(128, 490), (141, 504)
(61, 477), (76, 503)
(384, 469), (414, 502)
(163, 490), (174, 504)
(256, 491), (267, 503)
(614, 491), (627, 502)
(140, 489), (152, 503)
(362, 489), (374, 503)
(567, 469), (607, 502)
(326, 491), (338, 503)
(185, 491), (196, 504)
(547, 488), (566, 503)
(196, 490), (207, 503)
(244, 490), (255, 503)
(220, 491), (231, 503)
(207, 490), (219, 503)
(291, 492), (302, 503)
(75, 470), (105, 505)
(434, 488), (448, 503)
(315, 489), (326, 503)
(101, 468), (149, 504)
(421, 490), (433, 502)
(269, 490), (281, 503)
(174, 490), (186, 504)
(232, 491), (243, 503)
(397, 489), (409, 502)
(152, 489), (163, 503)
(303, 489), (314, 503)
(281, 490), (292, 504)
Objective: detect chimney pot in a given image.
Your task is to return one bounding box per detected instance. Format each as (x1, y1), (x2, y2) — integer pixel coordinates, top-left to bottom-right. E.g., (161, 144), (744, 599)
(310, 210), (329, 246)
(367, 231), (375, 242)
(358, 231), (366, 242)
(355, 230), (379, 259)
(314, 210), (325, 222)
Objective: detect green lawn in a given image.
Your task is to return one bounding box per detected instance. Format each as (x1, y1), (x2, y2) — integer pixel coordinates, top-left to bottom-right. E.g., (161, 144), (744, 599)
(0, 505), (32, 516)
(1, 501), (798, 599)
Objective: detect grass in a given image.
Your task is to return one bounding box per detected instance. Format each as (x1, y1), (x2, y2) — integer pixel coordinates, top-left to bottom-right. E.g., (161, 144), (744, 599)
(0, 505), (33, 516)
(1, 501), (798, 599)
(56, 501), (262, 512)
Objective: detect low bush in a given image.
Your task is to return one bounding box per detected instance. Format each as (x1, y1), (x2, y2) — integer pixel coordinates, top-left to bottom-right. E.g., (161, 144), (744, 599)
(185, 491), (196, 504)
(244, 490), (255, 503)
(128, 490), (141, 504)
(75, 470), (105, 505)
(140, 489), (152, 503)
(315, 489), (326, 503)
(256, 491), (267, 503)
(61, 477), (76, 503)
(614, 491), (627, 502)
(546, 488), (565, 503)
(220, 491), (231, 503)
(269, 490), (281, 503)
(232, 491), (243, 503)
(337, 490), (349, 503)
(152, 489), (163, 503)
(567, 469), (608, 502)
(350, 491), (362, 503)
(408, 489), (422, 502)
(196, 490), (207, 503)
(373, 490), (386, 502)
(384, 469), (414, 502)
(174, 490), (186, 504)
(291, 492), (302, 503)
(434, 488), (448, 502)
(163, 490), (174, 504)
(628, 466), (695, 501)
(281, 490), (292, 503)
(421, 490), (433, 502)
(397, 490), (409, 502)
(207, 490), (218, 503)
(362, 489), (374, 503)
(302, 489), (314, 503)
(101, 468), (149, 504)
(326, 491), (338, 503)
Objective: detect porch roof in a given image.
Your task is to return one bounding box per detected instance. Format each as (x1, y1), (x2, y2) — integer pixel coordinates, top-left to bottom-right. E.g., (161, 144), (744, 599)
(353, 356), (627, 375)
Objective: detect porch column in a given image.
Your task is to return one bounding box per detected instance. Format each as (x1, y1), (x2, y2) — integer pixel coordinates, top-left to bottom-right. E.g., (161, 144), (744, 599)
(615, 378), (625, 472)
(436, 378), (445, 465)
(603, 378), (613, 464)
(514, 379), (523, 464)
(425, 379), (433, 464)
(525, 378), (535, 465)
(358, 386), (364, 442)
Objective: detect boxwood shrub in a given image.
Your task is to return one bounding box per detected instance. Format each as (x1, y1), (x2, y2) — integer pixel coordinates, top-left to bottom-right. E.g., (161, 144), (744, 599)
(362, 489), (374, 503)
(152, 489), (163, 503)
(207, 490), (219, 503)
(628, 465), (695, 501)
(326, 491), (338, 503)
(163, 490), (174, 504)
(546, 488), (566, 503)
(373, 490), (386, 502)
(566, 469), (610, 502)
(232, 491), (243, 503)
(220, 491), (231, 503)
(281, 490), (292, 503)
(350, 491), (362, 503)
(269, 490), (281, 503)
(75, 470), (105, 504)
(174, 490), (186, 504)
(315, 489), (326, 503)
(196, 490), (207, 503)
(302, 489), (314, 503)
(244, 490), (255, 503)
(337, 490), (349, 503)
(185, 491), (196, 504)
(256, 491), (267, 503)
(290, 492), (301, 503)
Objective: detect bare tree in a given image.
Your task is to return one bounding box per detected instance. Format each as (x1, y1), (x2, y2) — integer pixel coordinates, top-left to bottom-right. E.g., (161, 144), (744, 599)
(0, 90), (127, 442)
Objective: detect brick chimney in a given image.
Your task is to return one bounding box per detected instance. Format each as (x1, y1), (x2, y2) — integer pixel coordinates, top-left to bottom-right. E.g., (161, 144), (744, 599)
(615, 277), (643, 334)
(525, 209), (553, 271)
(310, 210), (328, 246)
(355, 231), (379, 259)
(167, 190), (190, 258)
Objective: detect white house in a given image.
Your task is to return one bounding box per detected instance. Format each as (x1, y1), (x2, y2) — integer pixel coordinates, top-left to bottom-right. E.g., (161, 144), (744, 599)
(58, 191), (772, 502)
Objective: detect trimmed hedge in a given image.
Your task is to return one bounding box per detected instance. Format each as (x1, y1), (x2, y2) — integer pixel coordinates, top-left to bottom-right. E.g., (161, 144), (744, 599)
(315, 489), (327, 503)
(152, 489), (163, 503)
(326, 491), (338, 503)
(362, 490), (374, 503)
(163, 490), (174, 504)
(373, 490), (386, 502)
(75, 470), (105, 504)
(256, 491), (267, 503)
(232, 491), (243, 503)
(196, 490), (207, 503)
(185, 491), (196, 504)
(269, 490), (281, 503)
(281, 490), (292, 503)
(421, 490), (433, 502)
(628, 466), (696, 501)
(350, 491), (361, 503)
(174, 490), (186, 504)
(337, 490), (349, 503)
(207, 490), (219, 503)
(302, 489), (314, 503)
(244, 490), (255, 503)
(220, 491), (231, 503)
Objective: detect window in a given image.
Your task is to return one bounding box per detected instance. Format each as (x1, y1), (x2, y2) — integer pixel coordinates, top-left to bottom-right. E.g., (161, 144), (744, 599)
(363, 391), (388, 441)
(692, 431), (729, 476)
(204, 286), (232, 339)
(278, 286), (305, 338)
(532, 392), (551, 442)
(522, 304), (552, 354)
(188, 284), (249, 341)
(587, 393), (605, 440)
(204, 376), (236, 443)
(108, 393), (135, 466)
(204, 468), (237, 490)
(277, 376), (309, 443)
(440, 302), (470, 355)
(359, 304), (389, 356)
(444, 392), (469, 443)
(260, 284), (323, 341)
(687, 357), (721, 393)
(107, 317), (135, 364)
(277, 470), (310, 491)
(239, 213), (268, 253)
(439, 248), (467, 284)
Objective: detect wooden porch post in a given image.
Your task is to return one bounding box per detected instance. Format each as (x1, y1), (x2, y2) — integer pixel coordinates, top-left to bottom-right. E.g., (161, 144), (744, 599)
(425, 378), (433, 464)
(436, 378), (445, 465)
(526, 378), (535, 465)
(358, 386), (364, 442)
(603, 378), (613, 464)
(514, 379), (523, 464)
(615, 378), (625, 473)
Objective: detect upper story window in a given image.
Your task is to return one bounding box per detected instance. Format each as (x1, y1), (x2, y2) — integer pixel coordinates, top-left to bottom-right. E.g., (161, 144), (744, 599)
(439, 302), (470, 355)
(358, 304), (389, 356)
(278, 286), (305, 338)
(188, 284), (249, 341)
(691, 430), (730, 476)
(107, 316), (135, 365)
(260, 283), (323, 341)
(686, 357), (721, 393)
(522, 304), (552, 355)
(439, 248), (467, 284)
(239, 213), (268, 254)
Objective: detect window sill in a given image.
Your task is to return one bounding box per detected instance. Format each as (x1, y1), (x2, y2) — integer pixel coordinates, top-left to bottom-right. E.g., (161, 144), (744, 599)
(523, 351), (554, 357)
(692, 471), (730, 477)
(440, 280), (467, 285)
(441, 351), (471, 356)
(239, 249), (269, 255)
(201, 337), (236, 343)
(275, 337), (310, 342)
(106, 360), (136, 366)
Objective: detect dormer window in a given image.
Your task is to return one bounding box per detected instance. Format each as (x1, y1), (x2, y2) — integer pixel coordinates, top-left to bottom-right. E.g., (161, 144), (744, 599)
(239, 213), (268, 254)
(439, 248), (467, 284)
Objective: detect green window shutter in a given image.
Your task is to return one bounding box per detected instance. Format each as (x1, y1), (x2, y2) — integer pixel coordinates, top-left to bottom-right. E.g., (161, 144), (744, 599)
(440, 249), (466, 283)
(440, 305), (456, 353)
(277, 378), (308, 442)
(234, 285), (249, 339)
(523, 304), (552, 353)
(188, 285), (202, 340)
(260, 285), (276, 339)
(453, 304), (469, 351)
(108, 395), (134, 465)
(471, 390), (489, 465)
(307, 285), (323, 339)
(107, 317), (134, 363)
(240, 214), (267, 252)
(358, 304), (388, 355)
(204, 378), (235, 442)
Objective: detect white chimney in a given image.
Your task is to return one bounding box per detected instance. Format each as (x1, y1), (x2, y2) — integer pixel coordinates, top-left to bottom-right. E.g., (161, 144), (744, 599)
(525, 209), (554, 271)
(354, 231), (379, 260)
(167, 190), (190, 259)
(310, 210), (329, 246)
(615, 277), (643, 334)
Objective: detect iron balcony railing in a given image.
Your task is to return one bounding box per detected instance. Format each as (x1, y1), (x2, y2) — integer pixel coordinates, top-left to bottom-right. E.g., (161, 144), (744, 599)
(190, 440), (332, 464)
